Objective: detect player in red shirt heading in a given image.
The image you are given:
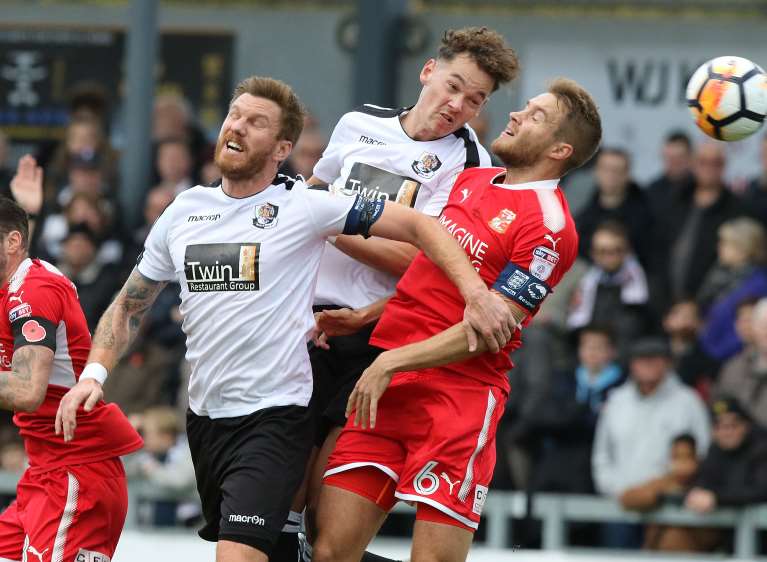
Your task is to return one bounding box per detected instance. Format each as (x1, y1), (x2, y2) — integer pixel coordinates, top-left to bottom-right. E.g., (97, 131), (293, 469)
(0, 196), (143, 562)
(312, 79), (603, 562)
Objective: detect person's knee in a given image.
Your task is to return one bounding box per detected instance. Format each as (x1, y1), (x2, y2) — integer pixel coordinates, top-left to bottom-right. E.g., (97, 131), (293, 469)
(312, 536), (345, 562)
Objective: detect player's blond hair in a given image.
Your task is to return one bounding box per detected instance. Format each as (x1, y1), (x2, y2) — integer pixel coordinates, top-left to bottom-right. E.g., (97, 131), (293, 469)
(231, 76), (306, 145)
(549, 78), (602, 174)
(439, 27), (519, 91)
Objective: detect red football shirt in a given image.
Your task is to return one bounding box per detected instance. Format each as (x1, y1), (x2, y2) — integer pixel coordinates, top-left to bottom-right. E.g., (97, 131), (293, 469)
(0, 259), (142, 470)
(370, 167), (579, 394)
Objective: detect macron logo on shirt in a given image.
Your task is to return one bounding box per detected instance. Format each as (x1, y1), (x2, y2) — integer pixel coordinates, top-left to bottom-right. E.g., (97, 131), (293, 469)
(358, 135), (385, 145)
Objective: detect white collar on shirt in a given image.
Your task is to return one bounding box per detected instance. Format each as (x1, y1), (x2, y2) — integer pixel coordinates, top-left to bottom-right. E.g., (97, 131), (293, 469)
(490, 172), (560, 191)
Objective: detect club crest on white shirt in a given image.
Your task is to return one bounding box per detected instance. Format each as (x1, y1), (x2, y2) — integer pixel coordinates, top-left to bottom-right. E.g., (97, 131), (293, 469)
(411, 151), (442, 179)
(253, 203), (279, 229)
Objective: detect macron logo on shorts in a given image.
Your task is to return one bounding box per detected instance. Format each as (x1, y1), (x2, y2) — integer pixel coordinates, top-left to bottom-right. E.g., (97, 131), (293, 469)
(229, 513), (265, 526)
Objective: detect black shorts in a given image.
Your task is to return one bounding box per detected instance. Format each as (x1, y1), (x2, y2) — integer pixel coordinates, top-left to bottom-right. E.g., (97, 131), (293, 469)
(186, 405), (313, 556)
(309, 314), (383, 446)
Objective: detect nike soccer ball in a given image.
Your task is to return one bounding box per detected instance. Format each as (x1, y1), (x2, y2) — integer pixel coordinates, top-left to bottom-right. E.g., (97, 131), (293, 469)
(686, 55), (767, 141)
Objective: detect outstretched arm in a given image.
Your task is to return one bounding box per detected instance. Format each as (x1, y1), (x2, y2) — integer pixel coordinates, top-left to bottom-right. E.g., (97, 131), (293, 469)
(88, 268), (166, 369)
(333, 236), (418, 277)
(0, 345), (54, 413)
(347, 296), (526, 429)
(55, 268), (166, 441)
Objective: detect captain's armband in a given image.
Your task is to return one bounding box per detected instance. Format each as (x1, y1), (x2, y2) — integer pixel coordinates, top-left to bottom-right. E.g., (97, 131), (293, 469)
(492, 263), (551, 312)
(342, 194), (386, 238)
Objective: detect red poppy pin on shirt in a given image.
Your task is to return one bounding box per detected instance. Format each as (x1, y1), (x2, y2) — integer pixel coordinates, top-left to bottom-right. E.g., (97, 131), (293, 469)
(22, 320), (46, 343)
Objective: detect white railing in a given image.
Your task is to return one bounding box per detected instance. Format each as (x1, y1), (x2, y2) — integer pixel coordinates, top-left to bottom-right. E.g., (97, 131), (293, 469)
(1, 471), (765, 557)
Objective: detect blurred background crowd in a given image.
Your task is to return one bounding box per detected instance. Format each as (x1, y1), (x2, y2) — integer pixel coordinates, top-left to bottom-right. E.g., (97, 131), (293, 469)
(2, 0), (767, 557)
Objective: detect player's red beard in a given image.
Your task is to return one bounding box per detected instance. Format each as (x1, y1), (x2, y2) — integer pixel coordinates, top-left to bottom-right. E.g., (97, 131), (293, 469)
(491, 134), (549, 169)
(214, 136), (273, 181)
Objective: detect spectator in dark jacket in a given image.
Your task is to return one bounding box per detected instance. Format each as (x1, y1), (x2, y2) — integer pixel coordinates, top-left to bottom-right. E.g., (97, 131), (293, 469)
(685, 397), (767, 513)
(511, 325), (624, 494)
(662, 299), (719, 396)
(646, 131), (696, 221)
(568, 221), (653, 360)
(55, 223), (121, 332)
(659, 143), (747, 307)
(575, 148), (656, 271)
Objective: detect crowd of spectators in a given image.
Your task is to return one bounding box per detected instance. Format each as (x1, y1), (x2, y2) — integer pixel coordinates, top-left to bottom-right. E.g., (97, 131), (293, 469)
(2, 83), (767, 554)
(503, 128), (767, 553)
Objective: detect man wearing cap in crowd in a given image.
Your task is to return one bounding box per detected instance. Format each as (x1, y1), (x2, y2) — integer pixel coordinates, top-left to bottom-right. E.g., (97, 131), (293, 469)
(592, 336), (710, 547)
(685, 397), (767, 515)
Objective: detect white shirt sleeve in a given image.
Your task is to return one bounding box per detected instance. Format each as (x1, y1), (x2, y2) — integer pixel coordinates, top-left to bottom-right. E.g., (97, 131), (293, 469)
(137, 204), (177, 282)
(312, 113), (352, 184)
(299, 182), (359, 237)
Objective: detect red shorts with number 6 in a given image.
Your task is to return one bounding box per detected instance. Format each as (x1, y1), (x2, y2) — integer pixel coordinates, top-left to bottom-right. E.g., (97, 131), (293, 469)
(324, 369), (506, 530)
(0, 458), (128, 562)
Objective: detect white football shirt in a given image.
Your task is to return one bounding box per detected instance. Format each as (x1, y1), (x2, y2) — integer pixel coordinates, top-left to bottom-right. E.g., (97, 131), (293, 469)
(138, 176), (358, 418)
(313, 105), (491, 309)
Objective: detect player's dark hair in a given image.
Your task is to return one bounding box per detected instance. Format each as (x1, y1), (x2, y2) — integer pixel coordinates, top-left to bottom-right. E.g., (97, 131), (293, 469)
(0, 197), (29, 251)
(666, 130), (692, 150)
(231, 76), (306, 145)
(548, 78), (602, 175)
(438, 27), (519, 91)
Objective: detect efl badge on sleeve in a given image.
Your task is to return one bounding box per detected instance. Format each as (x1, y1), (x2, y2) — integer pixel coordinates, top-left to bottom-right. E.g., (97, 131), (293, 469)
(488, 209), (516, 234)
(530, 246), (560, 281)
(411, 152), (443, 179)
(8, 303), (32, 323)
(253, 203), (279, 229)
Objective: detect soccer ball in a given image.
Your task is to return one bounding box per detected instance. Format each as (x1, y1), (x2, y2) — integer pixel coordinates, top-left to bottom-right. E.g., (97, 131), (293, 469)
(686, 55), (767, 141)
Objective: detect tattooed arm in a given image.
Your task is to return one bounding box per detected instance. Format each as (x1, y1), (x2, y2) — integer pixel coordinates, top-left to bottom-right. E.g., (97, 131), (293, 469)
(0, 345), (53, 412)
(88, 268), (167, 370)
(56, 268), (166, 441)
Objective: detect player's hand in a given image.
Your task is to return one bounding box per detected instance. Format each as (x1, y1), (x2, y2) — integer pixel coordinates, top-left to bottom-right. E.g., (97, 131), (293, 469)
(55, 378), (103, 442)
(684, 488), (717, 514)
(310, 313), (330, 350)
(462, 288), (516, 353)
(316, 307), (370, 337)
(346, 354), (394, 430)
(10, 154), (44, 216)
